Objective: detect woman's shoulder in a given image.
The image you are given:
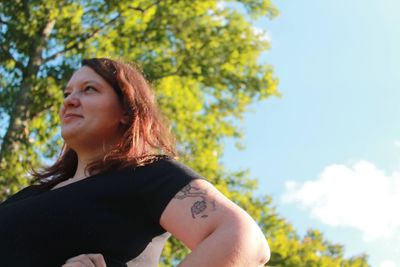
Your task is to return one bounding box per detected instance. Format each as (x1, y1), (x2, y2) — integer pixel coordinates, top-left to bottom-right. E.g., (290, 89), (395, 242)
(133, 156), (203, 179)
(0, 185), (39, 205)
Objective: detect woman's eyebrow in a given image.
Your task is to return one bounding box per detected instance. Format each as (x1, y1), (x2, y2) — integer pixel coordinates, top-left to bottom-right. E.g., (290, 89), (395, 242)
(64, 80), (102, 91)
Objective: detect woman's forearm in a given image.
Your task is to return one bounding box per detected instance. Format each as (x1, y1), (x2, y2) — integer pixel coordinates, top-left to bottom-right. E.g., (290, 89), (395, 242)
(177, 216), (270, 267)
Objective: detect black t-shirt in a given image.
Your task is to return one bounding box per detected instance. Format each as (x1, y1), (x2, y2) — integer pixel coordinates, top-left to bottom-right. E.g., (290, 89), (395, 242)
(0, 157), (202, 267)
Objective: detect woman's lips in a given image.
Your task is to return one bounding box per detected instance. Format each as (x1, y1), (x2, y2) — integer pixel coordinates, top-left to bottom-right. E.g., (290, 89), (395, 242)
(63, 114), (83, 120)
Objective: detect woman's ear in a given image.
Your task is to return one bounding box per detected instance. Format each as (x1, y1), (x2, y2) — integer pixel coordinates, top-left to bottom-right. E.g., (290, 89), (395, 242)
(120, 111), (129, 125)
(120, 115), (129, 125)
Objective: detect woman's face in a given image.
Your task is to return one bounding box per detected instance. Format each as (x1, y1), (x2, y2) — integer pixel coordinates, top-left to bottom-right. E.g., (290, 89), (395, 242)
(60, 66), (126, 151)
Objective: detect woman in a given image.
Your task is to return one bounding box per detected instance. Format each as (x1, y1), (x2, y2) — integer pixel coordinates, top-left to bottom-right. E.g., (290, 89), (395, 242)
(0, 58), (270, 267)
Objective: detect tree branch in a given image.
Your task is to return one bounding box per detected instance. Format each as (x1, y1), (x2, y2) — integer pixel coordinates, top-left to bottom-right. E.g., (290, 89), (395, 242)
(43, 14), (122, 63)
(30, 103), (54, 120)
(0, 44), (25, 70)
(152, 37), (211, 81)
(44, 0), (164, 64)
(0, 17), (9, 25)
(127, 0), (163, 13)
(152, 70), (180, 81)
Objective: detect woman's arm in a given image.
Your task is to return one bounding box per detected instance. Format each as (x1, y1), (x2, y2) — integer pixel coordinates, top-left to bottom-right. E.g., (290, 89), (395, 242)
(160, 179), (270, 267)
(62, 254), (106, 267)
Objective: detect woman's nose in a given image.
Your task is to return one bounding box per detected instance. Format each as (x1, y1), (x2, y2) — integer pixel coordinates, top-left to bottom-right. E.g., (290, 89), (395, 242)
(63, 91), (80, 107)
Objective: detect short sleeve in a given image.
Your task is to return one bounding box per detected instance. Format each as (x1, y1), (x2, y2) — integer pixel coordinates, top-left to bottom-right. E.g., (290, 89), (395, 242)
(131, 157), (204, 225)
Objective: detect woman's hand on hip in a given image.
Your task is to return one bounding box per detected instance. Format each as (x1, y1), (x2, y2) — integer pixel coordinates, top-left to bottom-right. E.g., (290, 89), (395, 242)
(62, 253), (106, 267)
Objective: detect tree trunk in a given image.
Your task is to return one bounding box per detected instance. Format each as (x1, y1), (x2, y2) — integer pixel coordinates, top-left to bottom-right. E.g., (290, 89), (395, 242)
(0, 19), (55, 171)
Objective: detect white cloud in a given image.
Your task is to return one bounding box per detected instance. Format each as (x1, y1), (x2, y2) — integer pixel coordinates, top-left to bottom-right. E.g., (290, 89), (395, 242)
(394, 140), (400, 148)
(282, 160), (400, 241)
(380, 260), (397, 267)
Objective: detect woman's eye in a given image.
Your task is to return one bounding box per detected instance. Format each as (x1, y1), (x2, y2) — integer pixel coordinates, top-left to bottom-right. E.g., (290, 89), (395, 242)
(84, 86), (96, 92)
(63, 92), (70, 98)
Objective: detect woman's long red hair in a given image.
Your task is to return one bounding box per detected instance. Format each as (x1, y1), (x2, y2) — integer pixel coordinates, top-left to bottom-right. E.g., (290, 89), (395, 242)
(31, 58), (176, 188)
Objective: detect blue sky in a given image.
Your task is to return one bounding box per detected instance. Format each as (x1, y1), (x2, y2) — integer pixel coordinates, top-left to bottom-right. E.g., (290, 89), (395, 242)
(1, 1), (398, 266)
(223, 0), (400, 266)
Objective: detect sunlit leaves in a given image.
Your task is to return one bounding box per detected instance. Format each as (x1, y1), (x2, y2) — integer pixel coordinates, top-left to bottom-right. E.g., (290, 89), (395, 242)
(0, 0), (369, 266)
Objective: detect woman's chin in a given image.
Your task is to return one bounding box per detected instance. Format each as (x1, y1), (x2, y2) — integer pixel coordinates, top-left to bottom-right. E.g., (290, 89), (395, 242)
(61, 128), (82, 144)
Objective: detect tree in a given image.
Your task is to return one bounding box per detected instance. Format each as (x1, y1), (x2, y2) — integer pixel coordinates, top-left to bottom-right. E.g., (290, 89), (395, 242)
(0, 0), (370, 266)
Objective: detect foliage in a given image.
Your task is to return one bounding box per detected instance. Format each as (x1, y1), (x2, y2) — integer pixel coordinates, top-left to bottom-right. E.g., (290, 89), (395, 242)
(0, 0), (369, 266)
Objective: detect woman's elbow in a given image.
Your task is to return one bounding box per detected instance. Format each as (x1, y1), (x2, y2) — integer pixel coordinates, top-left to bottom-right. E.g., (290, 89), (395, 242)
(233, 214), (271, 266)
(257, 233), (270, 265)
(247, 221), (270, 266)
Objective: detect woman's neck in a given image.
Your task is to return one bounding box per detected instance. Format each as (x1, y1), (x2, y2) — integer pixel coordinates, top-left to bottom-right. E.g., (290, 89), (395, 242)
(71, 154), (103, 180)
(69, 140), (119, 180)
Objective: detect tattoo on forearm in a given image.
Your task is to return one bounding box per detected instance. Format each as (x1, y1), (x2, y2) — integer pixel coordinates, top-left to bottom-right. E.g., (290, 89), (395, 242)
(174, 184), (216, 219)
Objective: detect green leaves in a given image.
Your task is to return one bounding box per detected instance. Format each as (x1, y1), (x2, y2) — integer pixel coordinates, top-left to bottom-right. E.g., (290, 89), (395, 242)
(0, 0), (369, 266)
